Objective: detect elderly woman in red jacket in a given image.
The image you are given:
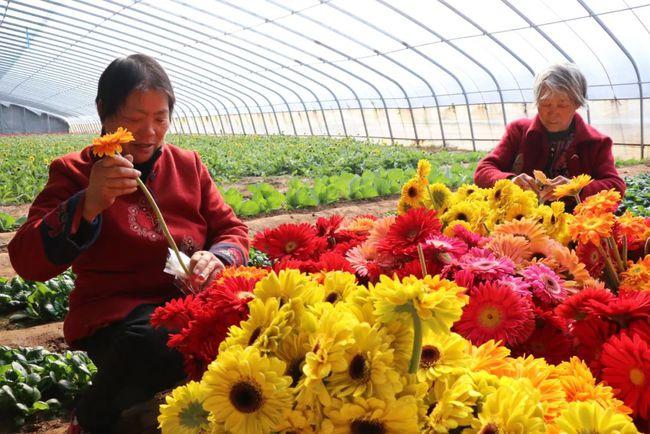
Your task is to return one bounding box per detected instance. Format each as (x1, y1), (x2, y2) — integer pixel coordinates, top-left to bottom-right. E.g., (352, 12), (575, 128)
(9, 54), (249, 434)
(474, 63), (625, 203)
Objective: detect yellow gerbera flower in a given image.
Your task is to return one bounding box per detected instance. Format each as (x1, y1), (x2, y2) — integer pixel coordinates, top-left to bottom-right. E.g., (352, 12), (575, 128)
(91, 126), (134, 157)
(324, 395), (420, 434)
(417, 331), (472, 382)
(254, 269), (315, 304)
(417, 159), (432, 180)
(158, 381), (210, 434)
(318, 271), (359, 304)
(504, 202), (534, 222)
(427, 182), (453, 212)
(554, 174), (592, 199)
(477, 377), (546, 433)
(219, 298), (291, 354)
(344, 285), (376, 324)
(275, 332), (311, 387)
(397, 198), (413, 215)
(469, 340), (511, 376)
(489, 179), (517, 209)
(424, 374), (481, 433)
(443, 219), (474, 237)
(551, 401), (637, 434)
(401, 177), (427, 208)
(327, 323), (402, 400)
(202, 346), (293, 434)
(383, 316), (414, 374)
(442, 202), (477, 226)
(371, 275), (468, 335)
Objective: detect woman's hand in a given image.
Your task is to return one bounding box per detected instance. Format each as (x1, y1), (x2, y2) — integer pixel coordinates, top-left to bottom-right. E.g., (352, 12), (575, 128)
(83, 154), (141, 221)
(511, 173), (539, 193)
(538, 176), (570, 203)
(189, 250), (225, 288)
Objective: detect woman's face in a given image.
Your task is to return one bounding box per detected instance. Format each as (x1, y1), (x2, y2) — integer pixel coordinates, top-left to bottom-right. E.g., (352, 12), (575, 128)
(103, 89), (170, 164)
(537, 90), (580, 133)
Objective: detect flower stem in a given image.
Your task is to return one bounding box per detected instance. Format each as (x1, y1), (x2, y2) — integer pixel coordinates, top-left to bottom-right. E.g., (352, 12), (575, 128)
(607, 237), (624, 272)
(622, 235), (628, 266)
(573, 193), (581, 205)
(597, 242), (619, 293)
(136, 177), (191, 278)
(417, 244), (428, 277)
(408, 307), (423, 374)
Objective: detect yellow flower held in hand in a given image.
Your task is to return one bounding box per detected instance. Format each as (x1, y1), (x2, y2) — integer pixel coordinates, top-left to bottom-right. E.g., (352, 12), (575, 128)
(91, 127), (134, 157)
(554, 174), (592, 199)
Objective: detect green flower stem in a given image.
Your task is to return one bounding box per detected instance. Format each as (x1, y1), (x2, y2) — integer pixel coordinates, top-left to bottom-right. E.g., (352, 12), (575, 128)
(408, 307), (423, 374)
(573, 193), (582, 205)
(607, 236), (625, 272)
(597, 243), (619, 293)
(136, 177), (191, 278)
(622, 235), (628, 265)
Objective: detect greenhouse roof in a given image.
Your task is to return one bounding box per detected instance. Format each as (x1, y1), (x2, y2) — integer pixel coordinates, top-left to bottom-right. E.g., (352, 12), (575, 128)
(0, 0), (648, 138)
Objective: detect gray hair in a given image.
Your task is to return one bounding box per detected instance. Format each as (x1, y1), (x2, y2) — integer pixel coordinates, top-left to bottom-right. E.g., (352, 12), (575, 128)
(533, 63), (588, 107)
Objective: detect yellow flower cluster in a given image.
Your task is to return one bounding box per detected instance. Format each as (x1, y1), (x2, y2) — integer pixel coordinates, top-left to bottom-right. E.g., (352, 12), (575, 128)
(399, 161), (574, 244)
(158, 269), (635, 433)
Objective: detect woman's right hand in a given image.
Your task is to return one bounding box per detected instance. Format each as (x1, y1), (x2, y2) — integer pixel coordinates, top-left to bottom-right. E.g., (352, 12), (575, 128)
(511, 173), (538, 193)
(83, 154), (141, 221)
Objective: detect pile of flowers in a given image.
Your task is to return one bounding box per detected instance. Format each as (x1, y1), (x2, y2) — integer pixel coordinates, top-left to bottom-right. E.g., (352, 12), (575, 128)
(152, 161), (650, 432)
(156, 269), (639, 433)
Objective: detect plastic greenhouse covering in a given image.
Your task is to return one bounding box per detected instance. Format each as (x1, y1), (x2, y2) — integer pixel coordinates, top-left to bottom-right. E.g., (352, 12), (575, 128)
(1, 0), (649, 158)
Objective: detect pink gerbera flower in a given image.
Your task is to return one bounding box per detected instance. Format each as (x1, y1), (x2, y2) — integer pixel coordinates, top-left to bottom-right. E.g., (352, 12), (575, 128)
(497, 275), (531, 298)
(452, 224), (489, 248)
(422, 234), (468, 264)
(521, 263), (568, 307)
(446, 248), (516, 283)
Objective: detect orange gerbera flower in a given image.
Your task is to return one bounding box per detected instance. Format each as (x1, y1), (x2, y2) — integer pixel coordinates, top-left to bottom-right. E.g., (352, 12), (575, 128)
(486, 233), (531, 265)
(492, 218), (549, 245)
(619, 255), (650, 292)
(553, 174), (592, 199)
(546, 244), (591, 291)
(341, 216), (376, 233)
(574, 189), (621, 216)
(569, 213), (614, 246)
(615, 211), (649, 248)
(216, 266), (269, 285)
(92, 127), (134, 157)
(469, 339), (511, 376)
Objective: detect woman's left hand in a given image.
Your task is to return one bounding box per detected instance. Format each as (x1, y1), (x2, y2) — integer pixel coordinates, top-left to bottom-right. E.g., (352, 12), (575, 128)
(538, 176), (571, 203)
(189, 250), (225, 288)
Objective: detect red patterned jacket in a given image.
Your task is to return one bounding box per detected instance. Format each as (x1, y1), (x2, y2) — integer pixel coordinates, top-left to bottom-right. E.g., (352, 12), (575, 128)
(9, 144), (249, 346)
(474, 113), (626, 199)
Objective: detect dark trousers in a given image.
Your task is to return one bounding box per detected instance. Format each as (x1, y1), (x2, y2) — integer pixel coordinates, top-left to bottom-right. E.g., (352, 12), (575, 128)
(74, 304), (186, 433)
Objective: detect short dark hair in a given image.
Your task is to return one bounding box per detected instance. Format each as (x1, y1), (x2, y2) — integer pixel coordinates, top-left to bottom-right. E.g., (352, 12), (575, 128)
(96, 54), (175, 127)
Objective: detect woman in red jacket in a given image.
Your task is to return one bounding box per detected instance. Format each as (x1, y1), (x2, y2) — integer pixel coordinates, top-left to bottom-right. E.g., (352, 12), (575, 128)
(474, 63), (625, 203)
(9, 54), (249, 433)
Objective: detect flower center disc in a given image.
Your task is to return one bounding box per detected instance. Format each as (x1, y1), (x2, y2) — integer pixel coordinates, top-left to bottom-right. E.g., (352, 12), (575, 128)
(629, 367), (646, 386)
(229, 379), (264, 413)
(479, 306), (502, 329)
(350, 419), (387, 434)
(349, 354), (370, 381)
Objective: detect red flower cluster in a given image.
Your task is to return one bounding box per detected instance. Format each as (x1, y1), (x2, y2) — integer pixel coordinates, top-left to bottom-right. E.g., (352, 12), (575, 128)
(151, 269), (267, 379)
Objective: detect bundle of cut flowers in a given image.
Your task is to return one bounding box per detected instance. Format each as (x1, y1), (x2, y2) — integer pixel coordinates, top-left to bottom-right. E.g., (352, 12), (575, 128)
(156, 268), (639, 433)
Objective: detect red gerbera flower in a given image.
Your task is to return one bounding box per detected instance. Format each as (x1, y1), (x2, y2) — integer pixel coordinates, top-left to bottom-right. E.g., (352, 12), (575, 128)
(273, 257), (320, 274)
(253, 223), (323, 261)
(586, 291), (650, 328)
(151, 295), (199, 331)
(455, 281), (535, 346)
(577, 242), (605, 278)
(521, 263), (568, 308)
(601, 333), (650, 419)
(513, 320), (573, 365)
(396, 259), (426, 279)
(555, 286), (615, 322)
(571, 316), (618, 366)
(376, 207), (442, 257)
(629, 319), (650, 342)
(198, 276), (256, 316)
(454, 269), (475, 292)
(452, 224), (488, 248)
(316, 251), (355, 274)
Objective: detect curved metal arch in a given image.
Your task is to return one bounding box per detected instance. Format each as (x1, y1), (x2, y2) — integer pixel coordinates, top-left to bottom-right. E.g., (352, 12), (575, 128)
(75, 0), (301, 136)
(5, 2), (285, 136)
(267, 0), (418, 143)
(137, 0), (326, 137)
(372, 3), (485, 149)
(438, 0), (537, 106)
(0, 27), (252, 137)
(172, 0), (346, 138)
(174, 104), (188, 134)
(195, 1), (372, 140)
(576, 0), (644, 158)
(500, 0), (594, 124)
(326, 2), (447, 146)
(183, 99), (208, 135)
